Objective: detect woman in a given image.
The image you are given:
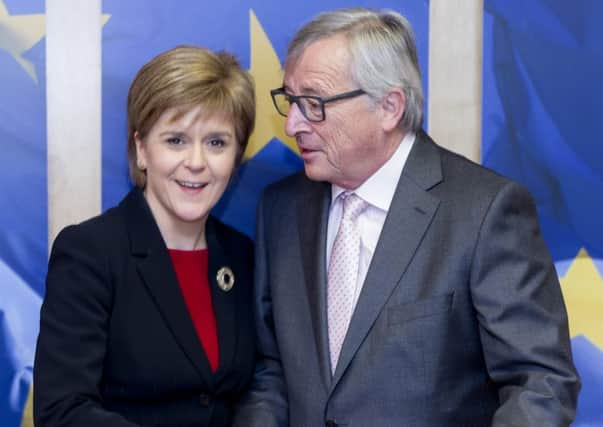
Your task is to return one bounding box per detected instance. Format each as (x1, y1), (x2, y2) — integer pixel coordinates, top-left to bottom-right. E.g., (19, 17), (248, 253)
(34, 46), (256, 427)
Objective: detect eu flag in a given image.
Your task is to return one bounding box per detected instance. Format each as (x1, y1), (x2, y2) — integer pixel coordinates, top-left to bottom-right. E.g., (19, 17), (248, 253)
(0, 1), (45, 426)
(483, 1), (603, 424)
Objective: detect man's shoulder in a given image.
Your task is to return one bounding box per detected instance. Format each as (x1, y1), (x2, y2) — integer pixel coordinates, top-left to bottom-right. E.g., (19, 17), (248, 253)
(263, 170), (325, 199)
(421, 132), (516, 193)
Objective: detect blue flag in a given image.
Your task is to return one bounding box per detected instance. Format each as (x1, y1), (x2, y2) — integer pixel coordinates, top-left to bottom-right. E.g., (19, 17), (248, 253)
(483, 1), (603, 424)
(0, 1), (45, 425)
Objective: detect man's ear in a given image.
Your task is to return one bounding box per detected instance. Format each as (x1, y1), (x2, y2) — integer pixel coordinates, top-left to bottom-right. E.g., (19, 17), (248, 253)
(380, 88), (406, 132)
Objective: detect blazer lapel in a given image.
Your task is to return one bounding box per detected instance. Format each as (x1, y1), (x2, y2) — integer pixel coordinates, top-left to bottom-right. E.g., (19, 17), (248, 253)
(205, 217), (237, 382)
(297, 179), (332, 389)
(123, 189), (215, 389)
(331, 133), (443, 388)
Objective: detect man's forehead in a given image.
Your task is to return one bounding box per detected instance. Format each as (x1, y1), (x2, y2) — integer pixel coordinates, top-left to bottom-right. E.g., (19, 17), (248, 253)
(284, 37), (351, 93)
(283, 72), (340, 95)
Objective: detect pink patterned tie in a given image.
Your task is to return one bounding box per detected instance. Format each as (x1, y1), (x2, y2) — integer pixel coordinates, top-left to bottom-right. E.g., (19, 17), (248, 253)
(328, 192), (367, 373)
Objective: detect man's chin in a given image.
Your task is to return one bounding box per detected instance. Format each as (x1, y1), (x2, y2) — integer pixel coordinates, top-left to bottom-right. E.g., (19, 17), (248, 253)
(303, 163), (324, 182)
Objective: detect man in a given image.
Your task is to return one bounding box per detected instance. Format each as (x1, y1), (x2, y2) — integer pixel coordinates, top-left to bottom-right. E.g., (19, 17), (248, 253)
(234, 8), (580, 427)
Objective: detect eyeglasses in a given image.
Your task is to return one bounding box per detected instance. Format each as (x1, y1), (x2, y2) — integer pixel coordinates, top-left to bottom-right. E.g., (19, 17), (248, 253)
(270, 87), (366, 123)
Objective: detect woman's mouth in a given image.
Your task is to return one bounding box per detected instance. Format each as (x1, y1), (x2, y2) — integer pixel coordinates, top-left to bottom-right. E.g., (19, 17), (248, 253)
(176, 180), (207, 190)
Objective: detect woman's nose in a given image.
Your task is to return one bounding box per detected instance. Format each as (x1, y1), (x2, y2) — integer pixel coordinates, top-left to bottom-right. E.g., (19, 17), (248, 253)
(185, 142), (206, 170)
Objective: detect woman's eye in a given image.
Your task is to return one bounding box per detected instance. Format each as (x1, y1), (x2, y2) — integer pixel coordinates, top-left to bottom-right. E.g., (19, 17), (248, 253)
(207, 139), (225, 148)
(166, 137), (183, 145)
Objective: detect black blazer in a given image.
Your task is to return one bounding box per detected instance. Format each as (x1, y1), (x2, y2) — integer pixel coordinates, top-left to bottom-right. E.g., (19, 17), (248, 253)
(34, 188), (255, 427)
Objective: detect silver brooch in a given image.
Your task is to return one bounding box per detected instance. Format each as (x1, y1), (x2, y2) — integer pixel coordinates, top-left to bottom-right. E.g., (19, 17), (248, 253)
(216, 266), (235, 292)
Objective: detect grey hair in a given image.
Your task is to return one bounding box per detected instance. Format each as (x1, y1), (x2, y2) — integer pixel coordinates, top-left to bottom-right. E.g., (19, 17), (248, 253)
(286, 8), (424, 132)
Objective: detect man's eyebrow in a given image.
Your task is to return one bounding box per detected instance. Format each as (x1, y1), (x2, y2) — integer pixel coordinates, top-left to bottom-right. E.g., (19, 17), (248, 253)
(283, 85), (322, 97)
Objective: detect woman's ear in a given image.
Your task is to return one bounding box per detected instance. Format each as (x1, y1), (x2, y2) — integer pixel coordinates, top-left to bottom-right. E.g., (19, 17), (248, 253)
(134, 131), (147, 170)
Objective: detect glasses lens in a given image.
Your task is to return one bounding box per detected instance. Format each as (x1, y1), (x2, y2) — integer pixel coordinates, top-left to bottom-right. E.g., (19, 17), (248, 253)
(298, 97), (323, 121)
(271, 92), (325, 122)
(273, 92), (290, 117)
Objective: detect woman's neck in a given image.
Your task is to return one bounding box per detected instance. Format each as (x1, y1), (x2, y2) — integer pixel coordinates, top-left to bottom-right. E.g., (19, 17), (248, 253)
(150, 205), (207, 251)
(162, 224), (207, 250)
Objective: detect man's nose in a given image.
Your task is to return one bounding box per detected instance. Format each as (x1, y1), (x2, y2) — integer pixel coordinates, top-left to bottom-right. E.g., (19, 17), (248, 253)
(284, 102), (310, 137)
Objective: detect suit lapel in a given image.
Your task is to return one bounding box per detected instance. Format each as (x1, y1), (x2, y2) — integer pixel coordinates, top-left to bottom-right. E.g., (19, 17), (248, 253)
(331, 134), (443, 388)
(123, 189), (215, 389)
(297, 179), (332, 389)
(205, 217), (237, 382)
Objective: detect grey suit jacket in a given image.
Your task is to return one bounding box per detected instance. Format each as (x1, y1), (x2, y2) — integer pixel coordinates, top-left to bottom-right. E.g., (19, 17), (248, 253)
(234, 132), (580, 427)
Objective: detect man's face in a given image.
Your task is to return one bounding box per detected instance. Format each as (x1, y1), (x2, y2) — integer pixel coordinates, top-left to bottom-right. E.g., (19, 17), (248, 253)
(283, 35), (389, 189)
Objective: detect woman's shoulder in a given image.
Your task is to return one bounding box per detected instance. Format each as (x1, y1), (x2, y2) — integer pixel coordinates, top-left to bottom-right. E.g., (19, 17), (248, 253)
(207, 216), (254, 269)
(52, 195), (130, 255)
(208, 216), (253, 248)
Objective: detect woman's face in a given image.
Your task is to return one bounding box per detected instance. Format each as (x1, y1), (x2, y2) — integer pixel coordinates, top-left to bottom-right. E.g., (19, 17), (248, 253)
(135, 105), (238, 235)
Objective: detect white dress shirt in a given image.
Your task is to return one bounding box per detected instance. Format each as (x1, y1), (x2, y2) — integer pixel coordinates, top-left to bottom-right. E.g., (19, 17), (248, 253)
(326, 132), (416, 310)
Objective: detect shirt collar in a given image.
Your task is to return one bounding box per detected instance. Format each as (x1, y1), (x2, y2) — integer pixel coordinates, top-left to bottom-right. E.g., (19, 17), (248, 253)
(331, 132), (416, 211)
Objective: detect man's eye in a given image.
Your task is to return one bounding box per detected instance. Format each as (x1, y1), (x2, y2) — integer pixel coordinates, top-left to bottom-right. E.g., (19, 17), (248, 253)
(166, 137), (183, 145)
(306, 98), (321, 110)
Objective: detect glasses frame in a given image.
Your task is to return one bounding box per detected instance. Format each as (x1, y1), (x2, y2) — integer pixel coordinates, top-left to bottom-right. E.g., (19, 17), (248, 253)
(270, 87), (366, 123)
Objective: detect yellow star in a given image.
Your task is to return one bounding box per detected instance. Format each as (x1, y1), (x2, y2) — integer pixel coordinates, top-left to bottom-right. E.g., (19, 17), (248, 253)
(0, 2), (111, 85)
(560, 248), (603, 349)
(245, 9), (298, 160)
(0, 0), (45, 84)
(20, 385), (33, 427)
(101, 15), (111, 29)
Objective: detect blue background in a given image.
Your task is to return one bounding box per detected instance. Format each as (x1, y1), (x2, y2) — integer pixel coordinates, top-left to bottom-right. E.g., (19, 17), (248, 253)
(1, 0), (601, 425)
(483, 1), (603, 424)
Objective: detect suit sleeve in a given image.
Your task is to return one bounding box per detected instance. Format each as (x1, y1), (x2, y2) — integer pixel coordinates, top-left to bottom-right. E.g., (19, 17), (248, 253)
(34, 225), (139, 427)
(233, 192), (288, 427)
(470, 182), (581, 426)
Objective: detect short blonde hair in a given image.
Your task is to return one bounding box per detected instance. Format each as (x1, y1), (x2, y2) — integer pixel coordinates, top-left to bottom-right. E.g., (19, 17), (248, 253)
(127, 45), (255, 187)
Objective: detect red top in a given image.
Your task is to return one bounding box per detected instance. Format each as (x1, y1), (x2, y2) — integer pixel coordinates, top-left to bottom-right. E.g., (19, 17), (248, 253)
(168, 249), (219, 372)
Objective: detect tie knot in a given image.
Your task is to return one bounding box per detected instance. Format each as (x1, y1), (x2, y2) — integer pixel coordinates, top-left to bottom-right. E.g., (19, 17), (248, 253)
(340, 192), (367, 222)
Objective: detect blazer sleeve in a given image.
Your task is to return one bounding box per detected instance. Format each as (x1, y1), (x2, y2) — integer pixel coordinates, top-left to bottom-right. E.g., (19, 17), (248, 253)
(232, 192), (288, 427)
(34, 225), (139, 427)
(470, 182), (581, 426)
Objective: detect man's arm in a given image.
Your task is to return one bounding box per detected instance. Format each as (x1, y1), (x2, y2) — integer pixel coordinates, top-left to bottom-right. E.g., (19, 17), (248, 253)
(233, 193), (288, 427)
(470, 182), (581, 426)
